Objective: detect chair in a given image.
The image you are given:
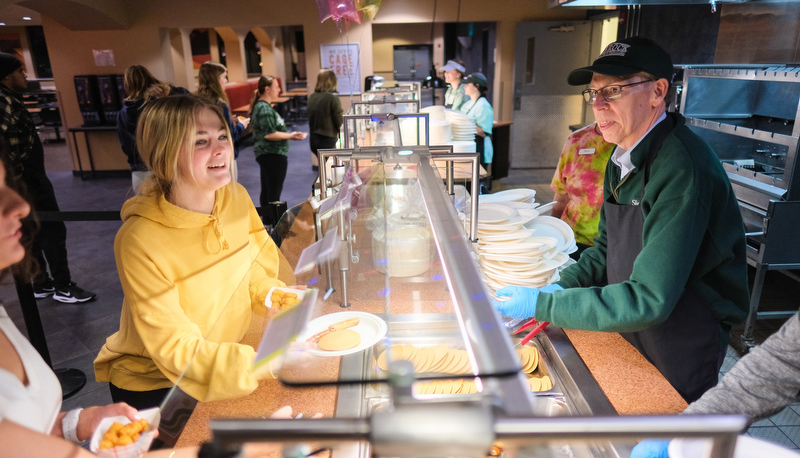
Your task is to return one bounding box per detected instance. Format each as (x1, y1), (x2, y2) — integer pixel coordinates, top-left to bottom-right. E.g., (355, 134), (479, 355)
(38, 105), (63, 143)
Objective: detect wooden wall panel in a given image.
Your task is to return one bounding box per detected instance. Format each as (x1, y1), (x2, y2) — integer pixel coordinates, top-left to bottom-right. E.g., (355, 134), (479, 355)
(716, 3), (800, 64)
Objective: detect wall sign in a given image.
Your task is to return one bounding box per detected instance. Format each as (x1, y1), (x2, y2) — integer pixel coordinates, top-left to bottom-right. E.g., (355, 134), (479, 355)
(320, 43), (360, 95)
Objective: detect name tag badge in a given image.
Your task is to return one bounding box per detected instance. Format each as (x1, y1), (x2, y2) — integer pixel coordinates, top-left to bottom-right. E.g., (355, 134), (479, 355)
(578, 148), (595, 155)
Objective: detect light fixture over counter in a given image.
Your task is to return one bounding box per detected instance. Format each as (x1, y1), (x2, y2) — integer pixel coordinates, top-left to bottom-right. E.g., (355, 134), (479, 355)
(547, 0), (792, 8)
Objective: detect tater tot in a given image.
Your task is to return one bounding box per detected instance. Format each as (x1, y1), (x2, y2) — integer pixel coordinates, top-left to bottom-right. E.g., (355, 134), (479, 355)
(98, 419), (149, 450)
(99, 440), (114, 450)
(117, 435), (133, 446)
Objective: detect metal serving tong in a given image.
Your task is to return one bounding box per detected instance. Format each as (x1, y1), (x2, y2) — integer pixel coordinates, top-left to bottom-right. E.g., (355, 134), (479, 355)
(512, 318), (549, 347)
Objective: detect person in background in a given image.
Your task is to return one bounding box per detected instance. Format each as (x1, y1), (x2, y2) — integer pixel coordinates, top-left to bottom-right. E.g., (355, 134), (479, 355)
(117, 64), (190, 192)
(307, 68), (343, 172)
(460, 72), (494, 191)
(0, 146), (142, 457)
(441, 59), (467, 111)
(492, 37), (749, 403)
(195, 61), (250, 165)
(95, 95), (288, 409)
(0, 52), (96, 303)
(631, 307), (800, 457)
(550, 123), (614, 259)
(248, 75), (307, 226)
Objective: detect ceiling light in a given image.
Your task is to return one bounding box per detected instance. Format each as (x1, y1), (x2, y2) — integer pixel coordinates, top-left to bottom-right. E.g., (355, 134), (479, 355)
(22, 16), (31, 20)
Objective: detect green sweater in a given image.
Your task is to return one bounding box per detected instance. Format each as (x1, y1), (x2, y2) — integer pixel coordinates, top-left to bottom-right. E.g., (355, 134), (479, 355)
(537, 113), (749, 342)
(307, 91), (343, 138)
(252, 100), (288, 158)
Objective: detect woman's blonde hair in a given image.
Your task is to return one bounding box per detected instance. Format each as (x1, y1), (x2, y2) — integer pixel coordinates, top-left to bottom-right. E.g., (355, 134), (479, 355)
(314, 69), (338, 93)
(196, 61), (229, 105)
(124, 65), (171, 101)
(136, 94), (234, 198)
(248, 75), (276, 115)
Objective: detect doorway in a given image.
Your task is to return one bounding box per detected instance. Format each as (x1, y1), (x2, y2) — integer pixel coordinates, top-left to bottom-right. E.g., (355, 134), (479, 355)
(393, 44), (432, 82)
(510, 21), (594, 170)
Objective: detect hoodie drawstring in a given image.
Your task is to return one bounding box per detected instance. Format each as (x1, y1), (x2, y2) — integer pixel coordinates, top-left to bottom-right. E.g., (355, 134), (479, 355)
(205, 216), (230, 254)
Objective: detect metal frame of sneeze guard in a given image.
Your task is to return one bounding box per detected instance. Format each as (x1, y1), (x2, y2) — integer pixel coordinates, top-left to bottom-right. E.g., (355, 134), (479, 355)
(314, 146), (481, 308)
(342, 112), (429, 149)
(206, 410), (747, 458)
(206, 145), (748, 458)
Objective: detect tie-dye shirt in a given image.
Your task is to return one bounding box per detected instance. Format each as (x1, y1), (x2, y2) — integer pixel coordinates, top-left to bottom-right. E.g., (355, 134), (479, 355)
(550, 123), (614, 246)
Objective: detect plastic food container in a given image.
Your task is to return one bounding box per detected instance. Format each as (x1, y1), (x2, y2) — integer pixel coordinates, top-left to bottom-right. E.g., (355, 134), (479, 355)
(372, 225), (432, 277)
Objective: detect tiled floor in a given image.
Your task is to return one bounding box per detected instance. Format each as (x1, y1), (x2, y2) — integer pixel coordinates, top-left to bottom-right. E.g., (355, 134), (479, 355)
(2, 124), (800, 449)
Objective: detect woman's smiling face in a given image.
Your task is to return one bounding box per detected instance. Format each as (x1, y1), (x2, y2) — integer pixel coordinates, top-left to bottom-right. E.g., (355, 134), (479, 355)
(178, 107), (232, 197)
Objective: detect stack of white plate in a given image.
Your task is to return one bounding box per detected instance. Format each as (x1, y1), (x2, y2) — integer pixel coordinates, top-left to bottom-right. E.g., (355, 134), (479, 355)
(523, 215), (578, 255)
(429, 120), (452, 145)
(479, 187), (536, 205)
(421, 105), (447, 122)
(466, 189), (578, 295)
(446, 109), (477, 141)
(448, 140), (476, 152)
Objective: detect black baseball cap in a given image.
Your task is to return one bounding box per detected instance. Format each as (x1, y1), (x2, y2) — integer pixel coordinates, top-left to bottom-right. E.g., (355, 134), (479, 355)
(567, 36), (674, 86)
(464, 72), (487, 88)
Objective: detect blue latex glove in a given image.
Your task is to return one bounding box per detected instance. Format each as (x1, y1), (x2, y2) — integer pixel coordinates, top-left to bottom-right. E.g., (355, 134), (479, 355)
(630, 439), (670, 458)
(492, 286), (539, 319)
(492, 284), (563, 319)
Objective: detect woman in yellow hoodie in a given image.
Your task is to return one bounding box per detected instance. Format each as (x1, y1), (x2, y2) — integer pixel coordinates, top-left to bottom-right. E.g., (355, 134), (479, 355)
(95, 95), (287, 409)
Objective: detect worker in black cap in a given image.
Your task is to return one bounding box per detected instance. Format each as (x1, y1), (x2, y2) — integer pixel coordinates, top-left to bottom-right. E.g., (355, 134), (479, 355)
(493, 37), (749, 403)
(0, 52), (96, 303)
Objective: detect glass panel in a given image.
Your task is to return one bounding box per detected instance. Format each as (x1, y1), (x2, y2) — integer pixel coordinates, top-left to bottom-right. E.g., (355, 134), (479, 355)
(342, 113), (429, 148)
(361, 83), (421, 102)
(267, 147), (513, 387)
(157, 147), (521, 444)
(525, 37), (536, 85)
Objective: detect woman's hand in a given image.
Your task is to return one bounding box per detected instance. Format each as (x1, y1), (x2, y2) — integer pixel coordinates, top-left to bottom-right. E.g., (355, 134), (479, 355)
(238, 116), (251, 129)
(76, 403), (139, 442)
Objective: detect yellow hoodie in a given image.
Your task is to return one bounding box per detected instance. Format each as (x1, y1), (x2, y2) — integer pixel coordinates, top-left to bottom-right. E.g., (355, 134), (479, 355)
(94, 183), (284, 402)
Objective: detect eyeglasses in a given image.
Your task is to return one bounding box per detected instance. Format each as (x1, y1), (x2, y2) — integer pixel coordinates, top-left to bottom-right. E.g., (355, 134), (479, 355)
(582, 80), (653, 105)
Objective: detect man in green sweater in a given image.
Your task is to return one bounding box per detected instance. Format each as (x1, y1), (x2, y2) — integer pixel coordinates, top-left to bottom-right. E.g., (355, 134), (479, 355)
(494, 37), (749, 403)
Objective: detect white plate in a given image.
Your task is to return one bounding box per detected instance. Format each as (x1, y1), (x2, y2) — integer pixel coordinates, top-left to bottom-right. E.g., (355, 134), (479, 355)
(476, 203), (516, 224)
(479, 251), (542, 263)
(479, 251), (570, 271)
(484, 269), (555, 287)
(516, 208), (540, 220)
(479, 236), (558, 254)
(493, 200), (540, 210)
(479, 188), (537, 204)
(481, 260), (545, 278)
(489, 258), (548, 271)
(536, 216), (576, 251)
(482, 214), (535, 230)
(298, 312), (388, 357)
(525, 216), (575, 252)
(478, 228), (536, 243)
(482, 258), (545, 272)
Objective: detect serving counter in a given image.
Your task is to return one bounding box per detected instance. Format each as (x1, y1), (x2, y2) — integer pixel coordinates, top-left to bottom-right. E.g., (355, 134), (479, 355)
(164, 146), (739, 458)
